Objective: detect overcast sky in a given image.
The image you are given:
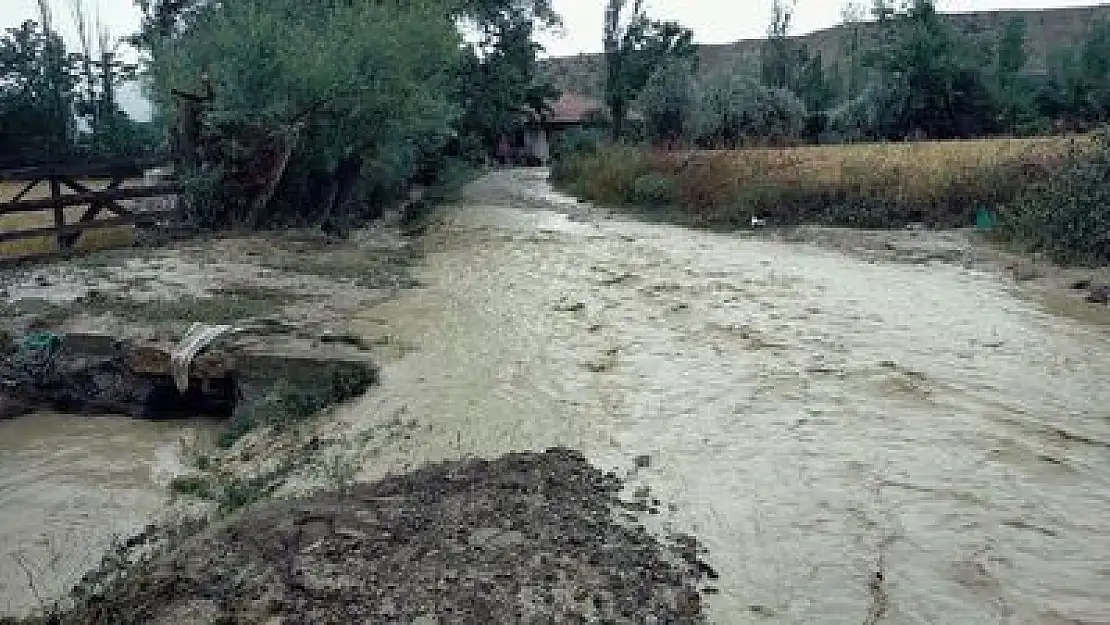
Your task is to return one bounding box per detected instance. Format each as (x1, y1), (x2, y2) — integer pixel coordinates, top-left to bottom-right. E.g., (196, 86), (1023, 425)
(4, 0), (1109, 117)
(7, 0), (1110, 58)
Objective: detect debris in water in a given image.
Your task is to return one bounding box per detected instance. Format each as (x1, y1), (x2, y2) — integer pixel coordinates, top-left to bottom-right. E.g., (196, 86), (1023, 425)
(1086, 284), (1110, 304)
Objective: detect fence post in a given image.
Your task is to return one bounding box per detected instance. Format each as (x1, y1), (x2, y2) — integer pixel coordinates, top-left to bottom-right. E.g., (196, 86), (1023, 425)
(50, 175), (66, 252)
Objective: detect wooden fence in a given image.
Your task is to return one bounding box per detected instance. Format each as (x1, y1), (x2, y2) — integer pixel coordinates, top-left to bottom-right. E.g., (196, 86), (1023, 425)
(0, 157), (182, 262)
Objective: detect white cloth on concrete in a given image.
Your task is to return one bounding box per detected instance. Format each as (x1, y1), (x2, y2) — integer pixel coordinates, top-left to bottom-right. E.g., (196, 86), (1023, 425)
(170, 322), (240, 393)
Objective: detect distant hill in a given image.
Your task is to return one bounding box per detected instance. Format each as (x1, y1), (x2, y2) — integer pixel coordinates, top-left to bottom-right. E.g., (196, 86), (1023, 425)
(540, 3), (1110, 100)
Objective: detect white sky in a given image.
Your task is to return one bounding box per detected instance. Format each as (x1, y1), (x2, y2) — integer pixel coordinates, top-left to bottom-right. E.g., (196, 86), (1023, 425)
(6, 0), (1110, 58)
(4, 0), (1109, 118)
(536, 0), (1110, 56)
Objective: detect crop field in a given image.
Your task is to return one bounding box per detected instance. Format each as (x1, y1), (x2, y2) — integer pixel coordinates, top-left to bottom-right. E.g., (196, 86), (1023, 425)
(553, 135), (1089, 228)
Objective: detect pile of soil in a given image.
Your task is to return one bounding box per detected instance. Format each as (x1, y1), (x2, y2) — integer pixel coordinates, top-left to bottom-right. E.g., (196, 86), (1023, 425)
(41, 448), (712, 624)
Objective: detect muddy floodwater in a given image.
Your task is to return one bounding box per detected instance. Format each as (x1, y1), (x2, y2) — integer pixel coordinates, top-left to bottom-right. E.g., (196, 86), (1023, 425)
(334, 170), (1110, 624)
(0, 413), (209, 616)
(3, 168), (1110, 623)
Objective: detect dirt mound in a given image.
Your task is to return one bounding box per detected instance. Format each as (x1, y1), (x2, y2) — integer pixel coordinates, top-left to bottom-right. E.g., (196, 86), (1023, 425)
(44, 449), (711, 624)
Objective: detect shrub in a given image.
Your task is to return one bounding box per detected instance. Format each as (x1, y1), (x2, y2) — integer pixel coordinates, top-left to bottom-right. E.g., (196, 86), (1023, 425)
(637, 58), (697, 145)
(999, 130), (1110, 264)
(631, 173), (675, 206)
(692, 69), (808, 147)
(550, 143), (651, 206)
(144, 0), (464, 230)
(551, 127), (604, 161)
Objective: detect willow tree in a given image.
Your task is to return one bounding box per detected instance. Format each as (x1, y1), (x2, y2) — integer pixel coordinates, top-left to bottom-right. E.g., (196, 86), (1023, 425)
(131, 0), (467, 229)
(131, 0), (561, 230)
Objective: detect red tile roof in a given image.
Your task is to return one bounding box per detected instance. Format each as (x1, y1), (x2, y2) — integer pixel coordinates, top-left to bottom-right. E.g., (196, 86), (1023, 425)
(547, 93), (606, 123)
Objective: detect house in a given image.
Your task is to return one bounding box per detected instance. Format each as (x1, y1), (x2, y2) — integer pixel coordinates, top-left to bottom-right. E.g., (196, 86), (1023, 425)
(508, 92), (609, 166)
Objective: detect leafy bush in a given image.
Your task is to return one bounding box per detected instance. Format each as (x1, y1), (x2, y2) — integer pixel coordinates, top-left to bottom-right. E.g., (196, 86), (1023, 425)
(144, 0), (464, 230)
(549, 143), (651, 206)
(631, 172), (675, 206)
(692, 69), (808, 147)
(637, 58), (697, 145)
(552, 127), (605, 160)
(825, 83), (895, 142)
(999, 130), (1110, 264)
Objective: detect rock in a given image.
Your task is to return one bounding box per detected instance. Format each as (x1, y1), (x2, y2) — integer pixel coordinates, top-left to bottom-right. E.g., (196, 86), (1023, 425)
(0, 394), (32, 420)
(634, 454), (652, 469)
(675, 587), (701, 617)
(554, 300), (586, 313)
(1086, 284), (1110, 304)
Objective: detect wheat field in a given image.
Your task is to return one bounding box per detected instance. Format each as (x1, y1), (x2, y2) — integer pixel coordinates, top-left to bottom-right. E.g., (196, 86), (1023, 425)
(557, 135), (1087, 227)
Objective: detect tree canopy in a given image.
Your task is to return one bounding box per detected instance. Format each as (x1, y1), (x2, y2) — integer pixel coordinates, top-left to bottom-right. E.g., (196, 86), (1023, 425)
(604, 0), (695, 139)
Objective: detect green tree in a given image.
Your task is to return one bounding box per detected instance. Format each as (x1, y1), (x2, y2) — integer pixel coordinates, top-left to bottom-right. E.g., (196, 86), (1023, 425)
(865, 0), (999, 138)
(1040, 19), (1110, 126)
(761, 0), (795, 90)
(761, 0), (836, 114)
(838, 1), (869, 98)
(135, 0), (469, 229)
(993, 16), (1033, 133)
(69, 0), (147, 158)
(604, 0), (695, 140)
(454, 7), (559, 160)
(637, 57), (697, 145)
(0, 2), (77, 162)
(693, 67), (808, 147)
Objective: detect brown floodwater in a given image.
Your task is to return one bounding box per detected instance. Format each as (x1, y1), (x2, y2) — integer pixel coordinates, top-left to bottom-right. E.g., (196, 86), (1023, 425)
(3, 168), (1109, 624)
(329, 169), (1110, 624)
(0, 412), (209, 616)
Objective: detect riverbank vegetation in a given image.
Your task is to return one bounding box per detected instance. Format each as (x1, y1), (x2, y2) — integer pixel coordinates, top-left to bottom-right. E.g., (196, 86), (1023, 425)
(552, 135), (1078, 228)
(3, 0), (561, 237)
(553, 0), (1110, 264)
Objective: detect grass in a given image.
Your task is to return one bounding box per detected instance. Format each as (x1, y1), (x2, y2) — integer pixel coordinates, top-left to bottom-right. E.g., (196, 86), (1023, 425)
(552, 136), (1086, 229)
(78, 286), (304, 324)
(0, 180), (145, 261)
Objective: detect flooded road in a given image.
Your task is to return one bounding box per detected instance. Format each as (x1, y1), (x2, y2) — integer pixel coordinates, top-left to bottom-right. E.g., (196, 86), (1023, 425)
(2, 167), (1107, 623)
(331, 169), (1110, 624)
(0, 413), (206, 616)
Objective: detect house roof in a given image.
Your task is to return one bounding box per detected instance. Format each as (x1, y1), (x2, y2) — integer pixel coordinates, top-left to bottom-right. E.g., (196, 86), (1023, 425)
(547, 93), (607, 124)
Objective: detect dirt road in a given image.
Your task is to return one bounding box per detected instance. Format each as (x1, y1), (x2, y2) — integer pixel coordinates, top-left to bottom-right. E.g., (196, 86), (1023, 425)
(315, 169), (1110, 624)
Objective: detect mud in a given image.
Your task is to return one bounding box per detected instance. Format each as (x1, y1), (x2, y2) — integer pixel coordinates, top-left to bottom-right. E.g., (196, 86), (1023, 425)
(0, 223), (418, 617)
(5, 168), (1110, 624)
(35, 449), (711, 625)
(297, 169), (1109, 624)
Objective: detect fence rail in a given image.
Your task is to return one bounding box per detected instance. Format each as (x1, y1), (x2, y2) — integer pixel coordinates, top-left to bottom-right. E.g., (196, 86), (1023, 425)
(0, 157), (182, 261)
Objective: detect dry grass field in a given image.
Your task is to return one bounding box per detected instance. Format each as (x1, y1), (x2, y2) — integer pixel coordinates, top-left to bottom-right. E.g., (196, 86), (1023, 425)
(0, 180), (141, 261)
(553, 135), (1088, 228)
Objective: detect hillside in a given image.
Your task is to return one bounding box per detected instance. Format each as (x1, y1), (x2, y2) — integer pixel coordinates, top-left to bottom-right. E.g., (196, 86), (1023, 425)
(540, 3), (1110, 99)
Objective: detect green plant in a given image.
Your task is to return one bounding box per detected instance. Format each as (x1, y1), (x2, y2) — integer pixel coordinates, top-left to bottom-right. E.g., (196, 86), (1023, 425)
(999, 129), (1110, 264)
(631, 172), (675, 206)
(170, 475), (214, 499)
(220, 366), (375, 449)
(692, 68), (808, 146)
